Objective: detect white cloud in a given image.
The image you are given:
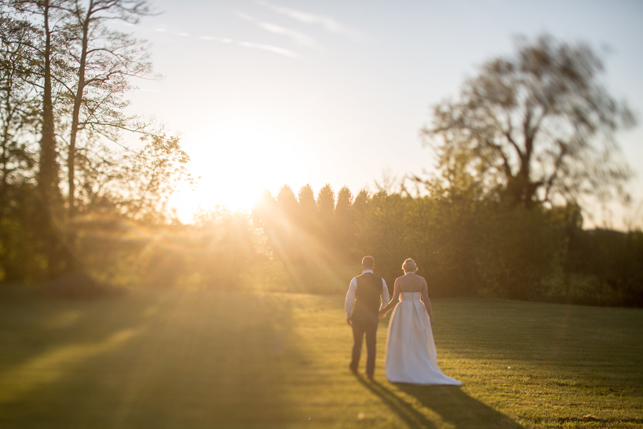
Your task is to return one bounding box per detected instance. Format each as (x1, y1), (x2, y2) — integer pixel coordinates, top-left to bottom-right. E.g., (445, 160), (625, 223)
(148, 21), (294, 58)
(258, 1), (364, 41)
(238, 41), (297, 57)
(258, 22), (319, 48)
(199, 36), (234, 43)
(235, 11), (321, 49)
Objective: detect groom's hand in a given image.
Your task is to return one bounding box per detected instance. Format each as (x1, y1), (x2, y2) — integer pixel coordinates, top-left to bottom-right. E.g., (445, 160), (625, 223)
(346, 317), (352, 326)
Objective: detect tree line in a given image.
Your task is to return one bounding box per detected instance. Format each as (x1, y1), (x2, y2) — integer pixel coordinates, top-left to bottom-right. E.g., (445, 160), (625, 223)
(105, 175), (640, 307)
(248, 181), (643, 306)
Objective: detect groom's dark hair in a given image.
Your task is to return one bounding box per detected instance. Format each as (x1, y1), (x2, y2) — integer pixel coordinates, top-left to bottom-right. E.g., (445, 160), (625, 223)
(361, 256), (374, 269)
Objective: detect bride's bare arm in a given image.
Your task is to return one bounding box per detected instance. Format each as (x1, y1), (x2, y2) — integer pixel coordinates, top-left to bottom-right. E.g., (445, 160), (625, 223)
(379, 280), (400, 317)
(421, 279), (433, 324)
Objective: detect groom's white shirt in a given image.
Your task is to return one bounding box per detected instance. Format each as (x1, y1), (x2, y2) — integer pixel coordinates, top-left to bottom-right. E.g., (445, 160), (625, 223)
(345, 270), (389, 319)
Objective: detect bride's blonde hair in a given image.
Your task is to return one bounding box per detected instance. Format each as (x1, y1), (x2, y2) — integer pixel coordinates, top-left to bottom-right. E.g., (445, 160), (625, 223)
(402, 258), (417, 273)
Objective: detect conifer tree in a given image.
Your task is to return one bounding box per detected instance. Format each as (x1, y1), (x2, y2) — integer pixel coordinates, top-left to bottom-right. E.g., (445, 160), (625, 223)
(297, 183), (317, 235)
(316, 183), (335, 245)
(335, 186), (354, 261)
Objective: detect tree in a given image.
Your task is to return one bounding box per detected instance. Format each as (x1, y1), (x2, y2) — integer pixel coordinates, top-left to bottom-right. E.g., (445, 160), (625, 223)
(335, 186), (353, 219)
(4, 0), (73, 277)
(28, 1), (61, 211)
(271, 185), (300, 265)
(8, 0), (64, 208)
(352, 189), (369, 217)
(422, 35), (636, 210)
(297, 183), (317, 235)
(353, 191), (407, 283)
(316, 183), (334, 242)
(80, 134), (191, 222)
(334, 186), (354, 261)
(60, 0), (153, 217)
(317, 183), (335, 218)
(276, 184), (298, 220)
(0, 12), (38, 210)
(0, 12), (42, 282)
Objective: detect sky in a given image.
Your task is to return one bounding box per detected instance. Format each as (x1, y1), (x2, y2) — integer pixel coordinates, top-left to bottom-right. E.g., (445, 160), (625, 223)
(123, 0), (643, 227)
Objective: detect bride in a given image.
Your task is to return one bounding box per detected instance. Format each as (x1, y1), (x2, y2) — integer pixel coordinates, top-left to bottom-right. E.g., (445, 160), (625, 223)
(379, 258), (462, 385)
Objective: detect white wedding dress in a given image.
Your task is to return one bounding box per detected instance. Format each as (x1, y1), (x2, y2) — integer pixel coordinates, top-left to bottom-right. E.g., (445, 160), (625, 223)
(384, 292), (462, 385)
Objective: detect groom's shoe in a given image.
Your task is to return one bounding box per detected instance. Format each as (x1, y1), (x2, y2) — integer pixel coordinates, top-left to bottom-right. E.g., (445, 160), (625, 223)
(349, 364), (358, 374)
(365, 373), (374, 380)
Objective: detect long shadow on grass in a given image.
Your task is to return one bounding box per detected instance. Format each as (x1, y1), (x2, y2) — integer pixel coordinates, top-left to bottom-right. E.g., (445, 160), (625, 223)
(356, 376), (522, 428)
(395, 383), (523, 429)
(355, 375), (438, 428)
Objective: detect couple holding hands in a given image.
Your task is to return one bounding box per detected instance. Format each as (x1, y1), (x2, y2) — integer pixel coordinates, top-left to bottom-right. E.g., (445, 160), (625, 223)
(345, 256), (461, 385)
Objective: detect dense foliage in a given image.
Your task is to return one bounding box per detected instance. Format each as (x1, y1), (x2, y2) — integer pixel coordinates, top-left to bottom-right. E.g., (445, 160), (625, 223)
(252, 184), (643, 306)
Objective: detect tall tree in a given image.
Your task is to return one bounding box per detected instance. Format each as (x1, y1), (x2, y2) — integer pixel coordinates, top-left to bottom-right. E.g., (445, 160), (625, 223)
(317, 183), (335, 217)
(9, 0), (64, 207)
(36, 0), (59, 211)
(0, 13), (41, 282)
(61, 0), (152, 217)
(316, 183), (335, 243)
(335, 186), (353, 218)
(9, 0), (73, 277)
(273, 185), (299, 259)
(0, 13), (37, 210)
(297, 183), (317, 235)
(276, 184), (298, 220)
(422, 35), (636, 209)
(334, 186), (354, 261)
(352, 189), (370, 214)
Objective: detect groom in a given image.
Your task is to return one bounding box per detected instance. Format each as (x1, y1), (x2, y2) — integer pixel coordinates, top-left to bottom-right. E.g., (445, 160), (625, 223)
(345, 256), (389, 379)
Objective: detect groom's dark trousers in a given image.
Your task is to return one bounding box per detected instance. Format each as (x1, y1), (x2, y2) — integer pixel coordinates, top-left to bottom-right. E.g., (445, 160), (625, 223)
(349, 272), (384, 377)
(350, 311), (379, 376)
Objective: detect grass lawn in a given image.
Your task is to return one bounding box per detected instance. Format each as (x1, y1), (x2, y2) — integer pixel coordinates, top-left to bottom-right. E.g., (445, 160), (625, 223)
(0, 288), (642, 428)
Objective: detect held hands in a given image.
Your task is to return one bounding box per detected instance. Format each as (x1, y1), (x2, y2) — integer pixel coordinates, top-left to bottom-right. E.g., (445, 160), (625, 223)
(379, 309), (387, 318)
(346, 317), (352, 326)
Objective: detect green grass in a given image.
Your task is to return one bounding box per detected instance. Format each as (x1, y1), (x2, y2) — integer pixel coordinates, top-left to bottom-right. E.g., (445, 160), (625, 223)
(0, 289), (642, 428)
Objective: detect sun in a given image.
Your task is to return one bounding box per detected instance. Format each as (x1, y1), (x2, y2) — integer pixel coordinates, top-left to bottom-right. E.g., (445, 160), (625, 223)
(169, 120), (310, 222)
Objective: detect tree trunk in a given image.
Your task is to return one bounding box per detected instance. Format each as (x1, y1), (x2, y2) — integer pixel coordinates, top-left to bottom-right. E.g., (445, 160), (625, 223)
(67, 10), (91, 219)
(38, 0), (58, 209)
(37, 0), (73, 279)
(0, 120), (9, 214)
